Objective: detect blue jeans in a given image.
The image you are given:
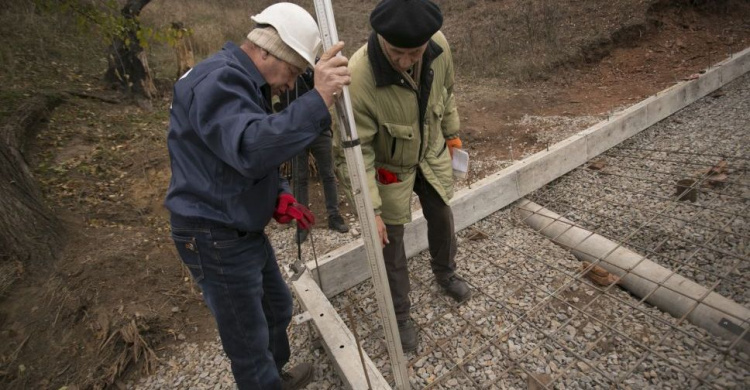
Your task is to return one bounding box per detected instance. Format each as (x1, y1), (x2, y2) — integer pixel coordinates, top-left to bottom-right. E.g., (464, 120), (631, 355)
(171, 220), (292, 390)
(293, 131), (340, 218)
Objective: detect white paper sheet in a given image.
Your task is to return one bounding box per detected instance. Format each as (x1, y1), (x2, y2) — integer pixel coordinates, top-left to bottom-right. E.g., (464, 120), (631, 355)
(452, 148), (469, 179)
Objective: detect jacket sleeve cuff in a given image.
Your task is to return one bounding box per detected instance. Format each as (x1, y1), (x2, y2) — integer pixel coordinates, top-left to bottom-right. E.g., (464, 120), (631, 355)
(300, 89), (333, 131)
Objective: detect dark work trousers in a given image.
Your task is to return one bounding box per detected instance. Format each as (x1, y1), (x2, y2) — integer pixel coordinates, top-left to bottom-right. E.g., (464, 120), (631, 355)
(170, 217), (292, 390)
(293, 131), (341, 218)
(382, 171), (457, 321)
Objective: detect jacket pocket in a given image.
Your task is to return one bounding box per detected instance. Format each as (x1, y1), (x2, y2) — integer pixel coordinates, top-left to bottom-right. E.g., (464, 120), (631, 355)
(171, 231), (205, 283)
(376, 176), (414, 224)
(383, 122), (419, 167)
(428, 103), (447, 152)
(432, 102), (445, 122)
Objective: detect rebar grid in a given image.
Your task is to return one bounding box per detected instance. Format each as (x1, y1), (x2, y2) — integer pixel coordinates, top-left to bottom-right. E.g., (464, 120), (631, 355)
(614, 146), (750, 163)
(473, 177), (744, 389)
(529, 130), (748, 299)
(332, 180), (746, 389)
(554, 169), (750, 237)
(519, 193), (748, 388)
(520, 107), (749, 387)
(533, 180), (749, 301)
(601, 156), (750, 191)
(333, 204), (738, 389)
(327, 76), (749, 388)
(566, 165), (749, 216)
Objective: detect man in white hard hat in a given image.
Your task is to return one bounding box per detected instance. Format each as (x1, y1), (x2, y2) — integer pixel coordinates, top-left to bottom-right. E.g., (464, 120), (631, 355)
(165, 3), (350, 389)
(335, 0), (470, 352)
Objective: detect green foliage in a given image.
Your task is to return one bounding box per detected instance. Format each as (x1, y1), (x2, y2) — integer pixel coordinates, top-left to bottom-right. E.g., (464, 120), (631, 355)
(32, 0), (175, 49)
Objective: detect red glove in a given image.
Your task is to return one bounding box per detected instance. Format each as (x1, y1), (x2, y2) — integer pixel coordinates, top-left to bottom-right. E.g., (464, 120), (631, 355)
(273, 193), (315, 230)
(377, 168), (400, 185)
(446, 137), (462, 158)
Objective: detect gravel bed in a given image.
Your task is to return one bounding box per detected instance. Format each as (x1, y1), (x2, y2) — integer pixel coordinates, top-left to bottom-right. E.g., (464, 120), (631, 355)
(129, 74), (748, 389)
(530, 72), (750, 306)
(326, 73), (749, 389)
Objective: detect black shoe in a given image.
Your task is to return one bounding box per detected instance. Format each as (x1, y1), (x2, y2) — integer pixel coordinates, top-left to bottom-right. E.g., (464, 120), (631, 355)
(296, 228), (309, 244)
(437, 274), (472, 303)
(397, 318), (418, 352)
(328, 214), (349, 233)
(281, 363), (314, 390)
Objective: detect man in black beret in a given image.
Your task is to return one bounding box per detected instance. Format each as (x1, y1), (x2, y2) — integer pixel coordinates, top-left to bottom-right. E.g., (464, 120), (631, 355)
(334, 0), (470, 352)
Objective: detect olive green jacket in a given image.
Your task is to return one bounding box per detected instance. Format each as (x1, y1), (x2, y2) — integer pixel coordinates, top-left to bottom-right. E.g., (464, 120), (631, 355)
(334, 31), (460, 225)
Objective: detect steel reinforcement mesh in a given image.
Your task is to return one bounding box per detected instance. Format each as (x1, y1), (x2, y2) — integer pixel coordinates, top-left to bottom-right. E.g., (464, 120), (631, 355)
(326, 75), (749, 389)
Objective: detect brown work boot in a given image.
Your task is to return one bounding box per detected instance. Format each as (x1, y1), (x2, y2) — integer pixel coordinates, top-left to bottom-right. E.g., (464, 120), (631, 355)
(327, 214), (350, 233)
(281, 363), (314, 390)
(397, 318), (418, 352)
(437, 274), (472, 303)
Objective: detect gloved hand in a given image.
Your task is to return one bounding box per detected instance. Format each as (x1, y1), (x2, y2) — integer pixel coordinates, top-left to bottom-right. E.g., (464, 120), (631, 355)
(273, 193), (315, 230)
(446, 137), (462, 158)
(377, 168), (400, 185)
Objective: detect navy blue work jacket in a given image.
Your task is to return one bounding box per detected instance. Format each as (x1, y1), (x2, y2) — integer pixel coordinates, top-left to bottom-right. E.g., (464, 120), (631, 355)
(165, 42), (331, 232)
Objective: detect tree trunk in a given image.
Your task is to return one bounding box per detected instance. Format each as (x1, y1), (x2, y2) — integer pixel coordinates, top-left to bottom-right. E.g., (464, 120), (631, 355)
(104, 0), (157, 99)
(0, 94), (64, 296)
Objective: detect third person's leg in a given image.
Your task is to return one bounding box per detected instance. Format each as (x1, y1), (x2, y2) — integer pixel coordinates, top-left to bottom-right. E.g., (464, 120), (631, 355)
(309, 133), (348, 233)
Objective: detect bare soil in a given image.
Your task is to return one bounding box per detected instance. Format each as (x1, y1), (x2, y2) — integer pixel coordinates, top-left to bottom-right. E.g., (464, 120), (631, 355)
(0, 1), (748, 389)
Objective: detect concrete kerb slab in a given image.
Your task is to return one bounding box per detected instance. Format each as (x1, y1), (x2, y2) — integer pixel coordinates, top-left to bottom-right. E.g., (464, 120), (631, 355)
(293, 46), (750, 389)
(291, 271), (391, 389)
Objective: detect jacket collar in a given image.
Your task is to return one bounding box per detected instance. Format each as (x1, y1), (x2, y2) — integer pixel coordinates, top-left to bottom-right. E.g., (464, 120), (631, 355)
(224, 42), (268, 88)
(367, 32), (443, 88)
(224, 41), (272, 110)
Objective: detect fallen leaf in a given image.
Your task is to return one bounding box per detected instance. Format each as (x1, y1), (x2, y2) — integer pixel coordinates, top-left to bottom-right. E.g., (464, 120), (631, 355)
(588, 159), (607, 171)
(707, 160), (728, 175)
(695, 160), (729, 188)
(674, 179), (698, 202)
(467, 227), (489, 241)
(581, 261), (619, 286)
(528, 373), (552, 390)
(706, 173), (728, 187)
(683, 73), (700, 81)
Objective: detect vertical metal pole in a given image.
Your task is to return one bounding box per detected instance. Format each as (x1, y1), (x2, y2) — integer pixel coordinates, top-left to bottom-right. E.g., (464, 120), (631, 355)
(312, 1), (410, 388)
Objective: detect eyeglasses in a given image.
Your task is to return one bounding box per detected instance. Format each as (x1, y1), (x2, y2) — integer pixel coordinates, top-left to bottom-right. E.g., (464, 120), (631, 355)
(285, 61), (304, 79)
(265, 50), (304, 79)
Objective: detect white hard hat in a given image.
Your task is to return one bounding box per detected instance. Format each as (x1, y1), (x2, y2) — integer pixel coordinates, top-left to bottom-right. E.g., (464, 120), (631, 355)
(251, 2), (322, 68)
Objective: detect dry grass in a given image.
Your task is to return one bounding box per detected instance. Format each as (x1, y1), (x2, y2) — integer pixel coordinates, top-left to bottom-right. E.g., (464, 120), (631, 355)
(439, 0), (656, 80)
(0, 262), (22, 298)
(0, 2), (105, 92)
(140, 0), (274, 78)
(139, 0), (375, 78)
(135, 0), (660, 82)
(0, 0), (662, 87)
(90, 316), (162, 389)
(2, 0), (745, 91)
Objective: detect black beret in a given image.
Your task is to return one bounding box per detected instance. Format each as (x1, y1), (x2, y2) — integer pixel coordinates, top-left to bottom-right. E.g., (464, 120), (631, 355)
(370, 0), (443, 49)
